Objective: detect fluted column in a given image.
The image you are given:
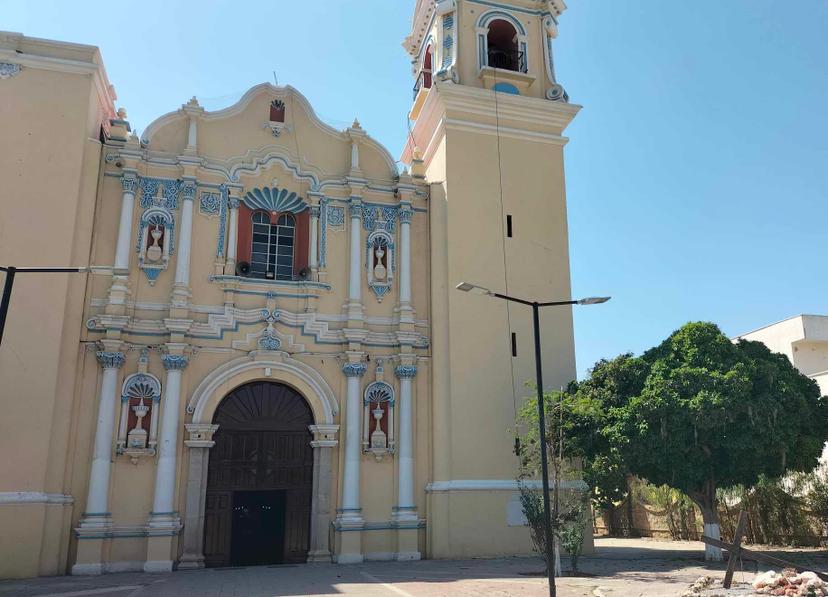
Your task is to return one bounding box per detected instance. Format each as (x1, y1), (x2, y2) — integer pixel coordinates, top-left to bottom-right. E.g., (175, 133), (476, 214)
(225, 197), (239, 274)
(399, 207), (413, 321)
(144, 353), (188, 572)
(113, 174), (137, 272)
(83, 351), (126, 526)
(309, 205), (320, 271)
(348, 202), (363, 305)
(172, 180), (196, 306)
(339, 362), (366, 523)
(149, 355), (188, 521)
(394, 364), (418, 522)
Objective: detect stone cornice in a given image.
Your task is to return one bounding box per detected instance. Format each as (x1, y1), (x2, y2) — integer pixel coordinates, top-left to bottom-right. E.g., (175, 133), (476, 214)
(0, 32), (116, 121)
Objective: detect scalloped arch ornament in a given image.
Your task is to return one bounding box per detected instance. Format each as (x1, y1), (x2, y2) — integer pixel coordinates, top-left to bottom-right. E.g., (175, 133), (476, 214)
(243, 186), (307, 214)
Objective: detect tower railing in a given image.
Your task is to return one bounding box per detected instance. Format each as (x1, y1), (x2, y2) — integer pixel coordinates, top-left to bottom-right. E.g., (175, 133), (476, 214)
(487, 49), (527, 74)
(413, 69), (432, 100)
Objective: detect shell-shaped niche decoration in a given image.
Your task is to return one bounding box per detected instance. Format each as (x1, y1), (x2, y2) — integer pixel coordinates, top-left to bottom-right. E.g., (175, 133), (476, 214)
(244, 186), (307, 214)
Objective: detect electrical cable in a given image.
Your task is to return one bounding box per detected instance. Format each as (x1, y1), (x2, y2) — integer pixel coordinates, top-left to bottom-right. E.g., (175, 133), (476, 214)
(491, 69), (521, 462)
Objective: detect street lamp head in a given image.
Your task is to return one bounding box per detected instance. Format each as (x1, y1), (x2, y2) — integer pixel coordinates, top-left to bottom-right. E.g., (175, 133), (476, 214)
(455, 282), (493, 296)
(577, 296), (611, 306)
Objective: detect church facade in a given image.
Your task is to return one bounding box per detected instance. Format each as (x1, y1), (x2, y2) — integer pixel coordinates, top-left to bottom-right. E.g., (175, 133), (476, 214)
(0, 0), (584, 578)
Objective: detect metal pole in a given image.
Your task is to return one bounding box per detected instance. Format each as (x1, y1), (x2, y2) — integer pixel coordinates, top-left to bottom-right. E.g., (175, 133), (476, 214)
(0, 266), (16, 347)
(533, 302), (556, 597)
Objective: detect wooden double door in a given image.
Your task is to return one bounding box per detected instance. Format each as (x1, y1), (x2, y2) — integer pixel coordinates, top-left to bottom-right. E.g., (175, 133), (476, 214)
(203, 382), (314, 567)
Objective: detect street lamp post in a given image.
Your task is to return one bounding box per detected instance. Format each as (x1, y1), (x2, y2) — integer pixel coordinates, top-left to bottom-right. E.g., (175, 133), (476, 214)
(456, 281), (610, 597)
(0, 265), (100, 347)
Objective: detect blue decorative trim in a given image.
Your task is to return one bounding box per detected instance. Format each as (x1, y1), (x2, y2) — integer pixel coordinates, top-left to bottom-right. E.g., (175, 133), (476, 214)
(0, 62), (23, 79)
(342, 363), (367, 378)
(399, 208), (413, 225)
(96, 351), (126, 369)
(395, 365), (418, 379)
(493, 82), (520, 95)
(199, 192), (221, 215)
(442, 13), (455, 69)
(122, 373), (162, 403)
(258, 331), (281, 351)
(139, 177), (181, 210)
(216, 185), (228, 258)
(327, 205), (345, 227)
(319, 198), (328, 269)
(364, 381), (394, 406)
(161, 354), (189, 371)
(362, 206), (398, 233)
(243, 186), (307, 214)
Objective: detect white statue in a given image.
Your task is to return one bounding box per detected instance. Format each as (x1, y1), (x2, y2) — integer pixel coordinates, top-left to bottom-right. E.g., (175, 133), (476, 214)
(146, 226), (163, 262)
(373, 245), (387, 281)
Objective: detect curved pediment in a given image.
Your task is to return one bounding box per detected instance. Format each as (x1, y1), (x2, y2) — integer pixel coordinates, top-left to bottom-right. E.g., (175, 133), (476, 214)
(141, 83), (399, 183)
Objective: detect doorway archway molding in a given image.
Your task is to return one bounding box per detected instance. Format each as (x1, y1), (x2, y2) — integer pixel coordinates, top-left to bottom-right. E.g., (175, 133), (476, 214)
(179, 354), (340, 568)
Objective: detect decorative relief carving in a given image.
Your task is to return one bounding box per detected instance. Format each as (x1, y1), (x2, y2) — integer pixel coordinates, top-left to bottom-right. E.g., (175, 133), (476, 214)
(117, 373), (162, 460)
(366, 231), (395, 302)
(243, 186), (307, 213)
(199, 192), (221, 215)
(0, 62), (23, 79)
(136, 208), (175, 285)
(96, 351), (126, 369)
(327, 205), (345, 228)
(139, 177), (182, 210)
(342, 363), (367, 378)
(394, 365), (418, 379)
(363, 378), (395, 460)
(161, 354), (189, 370)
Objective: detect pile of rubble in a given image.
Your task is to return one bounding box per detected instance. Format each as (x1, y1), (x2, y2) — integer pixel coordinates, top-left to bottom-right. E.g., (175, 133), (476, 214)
(752, 569), (827, 596)
(681, 570), (827, 597)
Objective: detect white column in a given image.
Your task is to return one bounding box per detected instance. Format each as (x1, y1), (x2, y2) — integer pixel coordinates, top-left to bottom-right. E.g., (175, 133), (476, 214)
(114, 174), (137, 272)
(339, 363), (366, 523)
(83, 351), (125, 525)
(225, 197), (239, 272)
(394, 365), (418, 521)
(348, 202), (362, 303)
(148, 354), (188, 527)
(174, 181), (196, 287)
(399, 207), (413, 307)
(310, 205), (320, 270)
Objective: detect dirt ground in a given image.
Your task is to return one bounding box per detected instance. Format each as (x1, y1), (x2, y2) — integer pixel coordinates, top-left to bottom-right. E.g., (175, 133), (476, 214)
(2, 537), (828, 597)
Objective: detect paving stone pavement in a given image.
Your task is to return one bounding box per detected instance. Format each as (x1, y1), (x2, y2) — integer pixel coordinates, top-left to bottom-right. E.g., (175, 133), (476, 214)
(2, 538), (828, 597)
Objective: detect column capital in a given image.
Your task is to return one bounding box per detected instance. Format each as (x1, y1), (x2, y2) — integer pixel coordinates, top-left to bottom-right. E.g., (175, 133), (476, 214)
(399, 208), (413, 225)
(310, 205), (321, 218)
(161, 354), (189, 371)
(342, 363), (367, 378)
(348, 202), (363, 219)
(181, 180), (197, 201)
(228, 197), (240, 209)
(121, 173), (138, 194)
(96, 351), (126, 370)
(395, 365), (418, 379)
(184, 423), (219, 448)
(309, 424), (340, 447)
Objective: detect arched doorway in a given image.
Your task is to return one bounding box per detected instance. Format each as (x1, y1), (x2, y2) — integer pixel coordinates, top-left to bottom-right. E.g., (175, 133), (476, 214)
(203, 381), (314, 567)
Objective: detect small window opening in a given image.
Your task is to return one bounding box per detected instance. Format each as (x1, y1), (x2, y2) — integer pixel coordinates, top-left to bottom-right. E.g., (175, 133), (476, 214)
(250, 211), (295, 280)
(511, 332), (517, 357)
(487, 20), (525, 73)
(413, 45), (434, 100)
(506, 215), (513, 238)
(270, 99), (285, 123)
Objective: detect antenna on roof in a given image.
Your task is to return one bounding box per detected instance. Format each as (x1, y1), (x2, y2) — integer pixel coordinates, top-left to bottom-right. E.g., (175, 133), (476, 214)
(273, 71), (279, 86)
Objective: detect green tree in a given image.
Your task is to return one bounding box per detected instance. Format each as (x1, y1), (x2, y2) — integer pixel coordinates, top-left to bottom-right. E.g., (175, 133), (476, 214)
(572, 322), (828, 560)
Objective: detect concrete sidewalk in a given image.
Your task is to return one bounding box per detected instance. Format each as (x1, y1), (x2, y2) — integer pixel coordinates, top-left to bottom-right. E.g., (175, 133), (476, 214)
(2, 538), (827, 597)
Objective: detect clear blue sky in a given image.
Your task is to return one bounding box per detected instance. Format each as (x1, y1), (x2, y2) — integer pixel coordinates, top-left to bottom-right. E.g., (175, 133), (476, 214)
(5, 1), (827, 378)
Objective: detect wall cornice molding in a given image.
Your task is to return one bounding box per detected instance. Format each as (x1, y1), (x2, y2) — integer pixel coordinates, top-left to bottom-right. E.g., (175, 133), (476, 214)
(0, 492), (74, 505)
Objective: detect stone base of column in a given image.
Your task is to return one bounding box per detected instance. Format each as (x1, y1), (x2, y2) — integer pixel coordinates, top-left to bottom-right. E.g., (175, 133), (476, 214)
(171, 285), (191, 309)
(396, 304), (416, 325)
(343, 301), (364, 322)
(395, 526), (421, 561)
(306, 549), (332, 563)
(72, 534), (109, 576)
(176, 554), (205, 570)
(334, 511), (364, 564)
(391, 506), (419, 524)
(144, 513), (182, 573)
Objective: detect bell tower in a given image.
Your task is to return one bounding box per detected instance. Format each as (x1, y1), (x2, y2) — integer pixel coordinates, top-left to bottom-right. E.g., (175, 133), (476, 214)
(403, 1), (587, 558)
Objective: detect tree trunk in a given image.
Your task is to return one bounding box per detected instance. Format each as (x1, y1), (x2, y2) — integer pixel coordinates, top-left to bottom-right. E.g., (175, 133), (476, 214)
(700, 503), (723, 562)
(690, 480), (722, 562)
